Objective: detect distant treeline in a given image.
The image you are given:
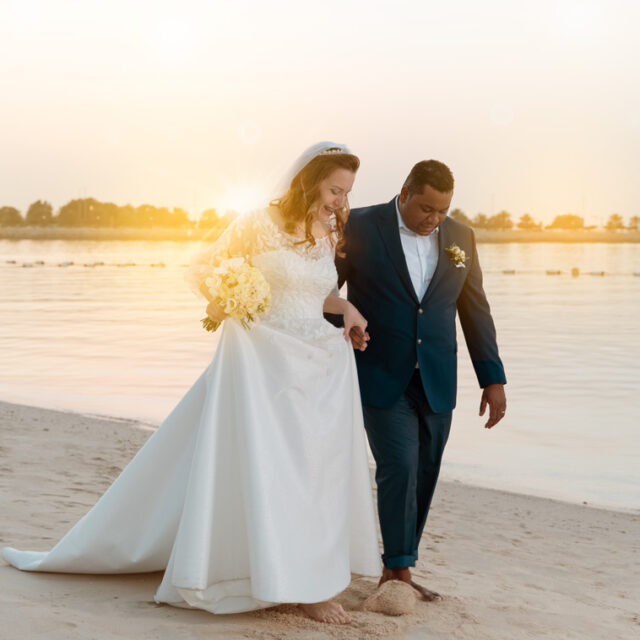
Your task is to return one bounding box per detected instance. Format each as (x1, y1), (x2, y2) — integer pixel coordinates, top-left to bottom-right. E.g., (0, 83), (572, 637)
(0, 199), (638, 232)
(0, 199), (235, 232)
(448, 209), (639, 232)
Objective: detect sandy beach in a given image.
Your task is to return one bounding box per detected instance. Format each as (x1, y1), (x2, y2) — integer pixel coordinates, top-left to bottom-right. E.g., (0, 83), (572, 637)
(1, 400), (638, 640)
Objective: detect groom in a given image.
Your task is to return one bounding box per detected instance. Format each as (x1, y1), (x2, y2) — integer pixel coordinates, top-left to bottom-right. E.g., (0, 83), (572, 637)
(335, 159), (507, 599)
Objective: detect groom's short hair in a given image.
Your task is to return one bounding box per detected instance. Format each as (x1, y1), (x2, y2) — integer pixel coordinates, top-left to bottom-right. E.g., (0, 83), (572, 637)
(404, 160), (454, 195)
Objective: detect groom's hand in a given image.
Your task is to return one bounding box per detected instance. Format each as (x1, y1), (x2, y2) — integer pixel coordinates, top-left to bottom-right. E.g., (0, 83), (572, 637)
(479, 384), (506, 429)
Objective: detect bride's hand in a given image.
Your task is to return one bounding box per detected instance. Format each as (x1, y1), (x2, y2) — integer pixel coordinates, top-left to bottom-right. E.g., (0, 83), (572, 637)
(343, 303), (369, 351)
(206, 301), (228, 323)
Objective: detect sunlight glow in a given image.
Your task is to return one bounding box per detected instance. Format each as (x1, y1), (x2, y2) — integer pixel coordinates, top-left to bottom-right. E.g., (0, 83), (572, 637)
(237, 120), (263, 146)
(552, 0), (601, 37)
(1, 0), (638, 222)
(148, 12), (196, 63)
(218, 184), (266, 215)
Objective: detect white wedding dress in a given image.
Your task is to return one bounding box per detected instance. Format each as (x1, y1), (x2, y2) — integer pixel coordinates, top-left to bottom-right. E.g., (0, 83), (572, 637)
(2, 208), (381, 613)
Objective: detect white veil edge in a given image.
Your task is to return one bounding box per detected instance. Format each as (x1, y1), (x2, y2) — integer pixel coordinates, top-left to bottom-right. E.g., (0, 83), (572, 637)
(271, 141), (352, 201)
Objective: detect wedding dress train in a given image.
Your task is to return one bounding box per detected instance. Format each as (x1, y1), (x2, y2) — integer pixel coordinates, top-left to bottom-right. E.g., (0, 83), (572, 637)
(2, 208), (381, 613)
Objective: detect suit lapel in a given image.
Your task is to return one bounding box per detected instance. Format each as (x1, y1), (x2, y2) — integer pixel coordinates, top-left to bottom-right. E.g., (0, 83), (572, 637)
(375, 199), (419, 303)
(420, 216), (450, 303)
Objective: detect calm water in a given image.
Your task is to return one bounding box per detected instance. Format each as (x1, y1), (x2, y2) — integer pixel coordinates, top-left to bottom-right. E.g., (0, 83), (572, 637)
(1, 240), (639, 511)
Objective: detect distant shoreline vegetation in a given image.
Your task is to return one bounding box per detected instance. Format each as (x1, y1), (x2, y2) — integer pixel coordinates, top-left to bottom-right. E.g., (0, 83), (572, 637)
(1, 199), (639, 243)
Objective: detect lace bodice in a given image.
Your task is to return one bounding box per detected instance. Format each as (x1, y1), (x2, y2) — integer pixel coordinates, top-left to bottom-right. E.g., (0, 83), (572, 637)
(187, 208), (341, 337)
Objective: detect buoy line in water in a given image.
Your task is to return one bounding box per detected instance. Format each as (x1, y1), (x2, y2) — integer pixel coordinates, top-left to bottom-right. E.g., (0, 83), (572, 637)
(492, 269), (640, 277)
(4, 260), (640, 277)
(5, 260), (181, 268)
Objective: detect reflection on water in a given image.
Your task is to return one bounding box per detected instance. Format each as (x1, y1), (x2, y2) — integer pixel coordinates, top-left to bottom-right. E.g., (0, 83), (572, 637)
(1, 240), (639, 511)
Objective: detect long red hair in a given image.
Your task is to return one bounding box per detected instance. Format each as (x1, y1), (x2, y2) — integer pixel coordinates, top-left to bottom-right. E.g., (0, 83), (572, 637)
(270, 153), (360, 256)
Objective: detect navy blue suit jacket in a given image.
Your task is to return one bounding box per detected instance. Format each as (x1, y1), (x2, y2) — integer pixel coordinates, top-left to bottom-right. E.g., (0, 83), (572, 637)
(336, 198), (506, 413)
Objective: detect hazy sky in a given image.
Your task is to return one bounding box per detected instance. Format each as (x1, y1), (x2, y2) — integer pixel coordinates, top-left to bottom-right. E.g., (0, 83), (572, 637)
(1, 0), (639, 224)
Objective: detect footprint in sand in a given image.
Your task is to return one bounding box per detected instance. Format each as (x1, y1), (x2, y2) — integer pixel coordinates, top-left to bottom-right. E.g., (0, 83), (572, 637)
(362, 580), (417, 616)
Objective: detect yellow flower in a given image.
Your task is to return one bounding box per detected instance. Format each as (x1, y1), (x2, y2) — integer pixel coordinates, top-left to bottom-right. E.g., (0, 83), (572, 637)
(202, 256), (271, 332)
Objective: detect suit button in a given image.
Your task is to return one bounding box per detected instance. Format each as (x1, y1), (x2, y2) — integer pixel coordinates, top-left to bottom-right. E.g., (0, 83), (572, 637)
(418, 308), (423, 314)
(417, 339), (422, 344)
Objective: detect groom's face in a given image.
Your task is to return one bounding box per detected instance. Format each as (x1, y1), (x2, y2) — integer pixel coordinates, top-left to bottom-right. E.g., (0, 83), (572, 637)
(398, 184), (453, 235)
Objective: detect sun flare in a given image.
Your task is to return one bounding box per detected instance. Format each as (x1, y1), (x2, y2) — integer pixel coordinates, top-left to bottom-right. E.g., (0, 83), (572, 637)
(218, 185), (266, 215)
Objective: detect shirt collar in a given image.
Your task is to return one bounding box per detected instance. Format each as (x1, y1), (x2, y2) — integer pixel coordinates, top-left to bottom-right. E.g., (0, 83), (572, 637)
(394, 195), (439, 236)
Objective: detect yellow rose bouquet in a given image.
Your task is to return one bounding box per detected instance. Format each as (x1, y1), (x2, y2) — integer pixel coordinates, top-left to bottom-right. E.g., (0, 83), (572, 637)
(201, 256), (271, 332)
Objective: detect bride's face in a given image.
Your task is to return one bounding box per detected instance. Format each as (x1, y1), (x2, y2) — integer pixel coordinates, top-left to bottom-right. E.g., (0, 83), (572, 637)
(311, 168), (355, 223)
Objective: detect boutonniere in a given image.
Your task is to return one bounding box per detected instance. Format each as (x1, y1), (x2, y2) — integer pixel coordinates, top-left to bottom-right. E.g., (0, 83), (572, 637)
(445, 243), (469, 269)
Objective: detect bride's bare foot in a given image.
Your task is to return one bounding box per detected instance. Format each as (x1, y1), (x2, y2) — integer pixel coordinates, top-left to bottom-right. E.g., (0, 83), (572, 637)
(300, 601), (351, 624)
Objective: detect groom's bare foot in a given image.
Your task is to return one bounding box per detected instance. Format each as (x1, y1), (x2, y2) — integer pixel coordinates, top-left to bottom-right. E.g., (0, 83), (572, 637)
(409, 579), (442, 602)
(379, 567), (442, 602)
(300, 601), (351, 624)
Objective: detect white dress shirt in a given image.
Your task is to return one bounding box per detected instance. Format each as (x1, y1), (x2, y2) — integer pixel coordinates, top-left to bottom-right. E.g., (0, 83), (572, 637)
(395, 196), (439, 300)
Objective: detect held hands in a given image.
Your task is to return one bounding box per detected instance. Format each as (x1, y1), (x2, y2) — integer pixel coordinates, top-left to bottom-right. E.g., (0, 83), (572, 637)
(349, 326), (370, 351)
(343, 303), (370, 351)
(479, 384), (507, 429)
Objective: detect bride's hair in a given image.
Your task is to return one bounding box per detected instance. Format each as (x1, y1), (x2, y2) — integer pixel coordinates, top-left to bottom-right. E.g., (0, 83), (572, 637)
(271, 152), (360, 256)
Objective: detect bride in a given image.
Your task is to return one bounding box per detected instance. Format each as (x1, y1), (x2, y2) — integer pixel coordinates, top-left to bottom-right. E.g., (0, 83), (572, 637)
(2, 141), (382, 625)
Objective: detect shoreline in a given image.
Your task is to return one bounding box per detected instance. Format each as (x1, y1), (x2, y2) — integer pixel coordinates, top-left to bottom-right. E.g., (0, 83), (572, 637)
(2, 225), (640, 243)
(1, 399), (638, 639)
(4, 397), (638, 515)
(5, 397), (637, 514)
(70, 409), (640, 516)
